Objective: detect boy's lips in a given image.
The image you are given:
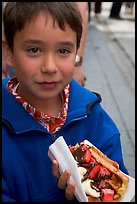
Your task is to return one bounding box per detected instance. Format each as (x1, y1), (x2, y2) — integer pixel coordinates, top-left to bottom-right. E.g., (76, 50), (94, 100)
(38, 81), (59, 89)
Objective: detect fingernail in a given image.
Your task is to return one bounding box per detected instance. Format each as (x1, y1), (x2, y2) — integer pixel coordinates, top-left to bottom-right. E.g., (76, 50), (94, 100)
(63, 169), (70, 176)
(53, 160), (57, 165)
(69, 180), (76, 188)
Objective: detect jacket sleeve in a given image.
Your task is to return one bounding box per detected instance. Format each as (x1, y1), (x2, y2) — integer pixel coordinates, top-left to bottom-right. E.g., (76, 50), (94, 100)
(2, 178), (16, 202)
(101, 133), (129, 175)
(90, 105), (129, 175)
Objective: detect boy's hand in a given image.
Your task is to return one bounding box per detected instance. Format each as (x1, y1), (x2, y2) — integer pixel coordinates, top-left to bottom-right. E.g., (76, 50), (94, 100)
(52, 160), (75, 200)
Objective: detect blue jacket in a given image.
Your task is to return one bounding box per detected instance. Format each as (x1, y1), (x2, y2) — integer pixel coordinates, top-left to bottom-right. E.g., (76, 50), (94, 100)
(2, 78), (128, 202)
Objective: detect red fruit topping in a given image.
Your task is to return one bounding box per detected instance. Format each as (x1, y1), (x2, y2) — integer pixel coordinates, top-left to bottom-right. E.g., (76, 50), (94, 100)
(89, 165), (101, 179)
(81, 144), (89, 151)
(101, 188), (114, 202)
(89, 156), (97, 164)
(83, 149), (91, 163)
(99, 166), (111, 178)
(98, 180), (106, 189)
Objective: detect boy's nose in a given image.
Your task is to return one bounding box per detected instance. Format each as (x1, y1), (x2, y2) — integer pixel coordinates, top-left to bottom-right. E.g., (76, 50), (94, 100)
(41, 54), (57, 73)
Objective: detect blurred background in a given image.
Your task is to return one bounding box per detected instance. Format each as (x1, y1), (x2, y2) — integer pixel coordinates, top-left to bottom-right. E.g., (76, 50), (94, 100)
(85, 3), (135, 201)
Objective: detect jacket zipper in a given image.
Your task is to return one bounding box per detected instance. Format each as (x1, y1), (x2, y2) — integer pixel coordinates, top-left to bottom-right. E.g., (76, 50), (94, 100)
(51, 114), (88, 142)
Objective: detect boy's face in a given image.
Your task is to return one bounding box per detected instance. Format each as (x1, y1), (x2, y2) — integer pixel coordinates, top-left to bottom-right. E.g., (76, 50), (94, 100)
(5, 12), (77, 102)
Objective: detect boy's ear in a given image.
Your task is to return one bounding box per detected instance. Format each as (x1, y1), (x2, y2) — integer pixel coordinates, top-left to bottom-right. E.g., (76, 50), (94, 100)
(2, 39), (14, 67)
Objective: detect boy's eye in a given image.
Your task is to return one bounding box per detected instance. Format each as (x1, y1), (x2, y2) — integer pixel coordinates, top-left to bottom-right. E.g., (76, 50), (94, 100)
(58, 48), (71, 55)
(27, 47), (42, 54)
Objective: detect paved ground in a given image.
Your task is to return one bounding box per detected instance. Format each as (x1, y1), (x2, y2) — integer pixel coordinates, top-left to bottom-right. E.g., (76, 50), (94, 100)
(83, 3), (135, 201)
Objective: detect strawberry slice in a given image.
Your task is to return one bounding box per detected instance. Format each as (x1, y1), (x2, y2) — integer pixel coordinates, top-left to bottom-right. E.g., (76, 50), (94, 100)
(83, 149), (91, 163)
(89, 156), (97, 164)
(81, 144), (89, 151)
(98, 180), (106, 189)
(101, 188), (114, 202)
(99, 166), (111, 178)
(88, 165), (101, 179)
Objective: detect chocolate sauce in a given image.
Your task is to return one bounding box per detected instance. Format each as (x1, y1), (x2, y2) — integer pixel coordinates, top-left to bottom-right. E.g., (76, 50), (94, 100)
(81, 163), (96, 183)
(90, 181), (100, 192)
(73, 146), (86, 163)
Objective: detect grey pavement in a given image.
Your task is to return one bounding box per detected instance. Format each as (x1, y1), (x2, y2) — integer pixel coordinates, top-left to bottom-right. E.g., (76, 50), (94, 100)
(83, 3), (135, 201)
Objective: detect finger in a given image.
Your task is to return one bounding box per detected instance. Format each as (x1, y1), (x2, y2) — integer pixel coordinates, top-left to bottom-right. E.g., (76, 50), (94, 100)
(81, 77), (86, 86)
(82, 81), (85, 87)
(58, 170), (70, 190)
(52, 160), (60, 179)
(65, 182), (75, 200)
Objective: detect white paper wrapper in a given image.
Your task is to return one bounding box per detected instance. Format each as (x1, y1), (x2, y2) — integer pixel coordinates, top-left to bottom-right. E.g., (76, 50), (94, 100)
(48, 136), (88, 202)
(48, 136), (135, 202)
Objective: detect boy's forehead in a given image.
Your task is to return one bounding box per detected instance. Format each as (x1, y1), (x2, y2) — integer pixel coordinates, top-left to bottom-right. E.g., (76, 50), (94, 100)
(26, 12), (54, 27)
(14, 12), (77, 46)
(24, 11), (67, 31)
(20, 11), (74, 36)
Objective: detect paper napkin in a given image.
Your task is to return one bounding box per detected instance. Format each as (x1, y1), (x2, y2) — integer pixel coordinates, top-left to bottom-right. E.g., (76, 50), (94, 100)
(48, 136), (88, 202)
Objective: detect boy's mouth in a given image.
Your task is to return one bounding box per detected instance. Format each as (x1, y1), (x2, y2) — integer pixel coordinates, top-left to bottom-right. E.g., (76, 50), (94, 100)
(38, 81), (58, 89)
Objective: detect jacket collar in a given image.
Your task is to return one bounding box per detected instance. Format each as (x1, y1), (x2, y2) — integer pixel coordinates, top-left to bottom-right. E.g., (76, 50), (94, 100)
(2, 78), (101, 134)
(2, 78), (45, 134)
(68, 78), (101, 114)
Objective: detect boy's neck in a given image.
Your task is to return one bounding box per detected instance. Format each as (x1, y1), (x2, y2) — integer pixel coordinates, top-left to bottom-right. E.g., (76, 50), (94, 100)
(17, 85), (64, 117)
(36, 94), (64, 117)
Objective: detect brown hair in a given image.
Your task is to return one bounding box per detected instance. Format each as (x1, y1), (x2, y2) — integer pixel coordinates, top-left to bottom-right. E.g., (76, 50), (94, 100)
(3, 2), (82, 52)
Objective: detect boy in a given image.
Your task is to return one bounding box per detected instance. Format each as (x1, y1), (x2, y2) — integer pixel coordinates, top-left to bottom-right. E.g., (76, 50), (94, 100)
(2, 2), (128, 202)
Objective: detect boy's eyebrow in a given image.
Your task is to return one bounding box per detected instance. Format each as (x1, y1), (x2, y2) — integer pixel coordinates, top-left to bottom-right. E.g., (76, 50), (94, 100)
(23, 39), (45, 45)
(23, 39), (75, 48)
(57, 41), (75, 48)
